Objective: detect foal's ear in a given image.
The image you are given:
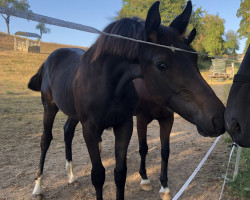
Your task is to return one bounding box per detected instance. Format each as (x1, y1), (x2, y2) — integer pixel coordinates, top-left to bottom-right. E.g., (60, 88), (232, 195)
(170, 1), (192, 35)
(184, 28), (196, 45)
(145, 1), (161, 43)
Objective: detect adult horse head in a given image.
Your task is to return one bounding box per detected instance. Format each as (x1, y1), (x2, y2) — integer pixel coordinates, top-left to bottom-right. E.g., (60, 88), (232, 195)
(225, 45), (250, 147)
(139, 1), (225, 137)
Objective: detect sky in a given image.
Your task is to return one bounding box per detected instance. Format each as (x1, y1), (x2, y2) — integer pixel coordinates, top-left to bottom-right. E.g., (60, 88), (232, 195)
(0, 0), (247, 53)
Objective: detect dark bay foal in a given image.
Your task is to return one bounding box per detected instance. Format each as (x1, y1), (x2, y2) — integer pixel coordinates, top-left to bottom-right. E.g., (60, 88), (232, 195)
(28, 1), (225, 199)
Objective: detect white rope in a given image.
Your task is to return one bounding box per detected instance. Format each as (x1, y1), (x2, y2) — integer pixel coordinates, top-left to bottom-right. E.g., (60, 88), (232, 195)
(172, 136), (221, 200)
(219, 143), (237, 200)
(0, 6), (239, 61)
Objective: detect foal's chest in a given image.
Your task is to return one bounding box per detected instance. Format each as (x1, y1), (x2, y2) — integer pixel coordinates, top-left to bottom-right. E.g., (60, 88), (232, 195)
(103, 84), (138, 128)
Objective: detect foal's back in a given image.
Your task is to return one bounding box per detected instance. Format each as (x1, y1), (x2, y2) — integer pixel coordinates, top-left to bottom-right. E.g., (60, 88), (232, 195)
(42, 48), (85, 118)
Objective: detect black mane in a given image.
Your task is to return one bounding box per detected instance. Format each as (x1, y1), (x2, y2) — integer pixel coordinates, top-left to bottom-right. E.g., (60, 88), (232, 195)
(84, 17), (146, 62)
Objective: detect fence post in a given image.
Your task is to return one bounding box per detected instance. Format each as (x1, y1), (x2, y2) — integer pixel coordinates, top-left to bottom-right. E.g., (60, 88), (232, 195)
(233, 146), (242, 181)
(232, 61), (235, 77)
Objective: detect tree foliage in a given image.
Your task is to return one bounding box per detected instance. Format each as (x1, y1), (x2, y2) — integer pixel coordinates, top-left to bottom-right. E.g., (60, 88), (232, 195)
(118, 0), (187, 25)
(236, 0), (250, 39)
(202, 14), (225, 56)
(0, 0), (30, 34)
(36, 22), (50, 38)
(188, 6), (206, 53)
(117, 0), (233, 57)
(224, 30), (239, 55)
(117, 0), (206, 52)
(236, 0), (250, 53)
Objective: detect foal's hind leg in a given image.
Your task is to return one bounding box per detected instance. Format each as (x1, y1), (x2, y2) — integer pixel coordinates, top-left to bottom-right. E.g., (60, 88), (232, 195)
(136, 114), (153, 191)
(64, 118), (79, 183)
(32, 95), (59, 196)
(158, 113), (174, 200)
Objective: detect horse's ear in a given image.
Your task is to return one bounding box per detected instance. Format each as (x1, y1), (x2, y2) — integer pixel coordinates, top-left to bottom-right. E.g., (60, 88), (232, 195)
(184, 28), (196, 45)
(170, 1), (192, 35)
(145, 1), (161, 43)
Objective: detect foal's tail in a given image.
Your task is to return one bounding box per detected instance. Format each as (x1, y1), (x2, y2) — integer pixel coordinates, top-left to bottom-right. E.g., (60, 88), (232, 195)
(28, 62), (45, 91)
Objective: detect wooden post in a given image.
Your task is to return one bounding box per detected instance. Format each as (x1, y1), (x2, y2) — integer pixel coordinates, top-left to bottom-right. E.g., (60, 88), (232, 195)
(233, 146), (242, 181)
(14, 36), (16, 51)
(26, 37), (29, 52)
(232, 61), (235, 77)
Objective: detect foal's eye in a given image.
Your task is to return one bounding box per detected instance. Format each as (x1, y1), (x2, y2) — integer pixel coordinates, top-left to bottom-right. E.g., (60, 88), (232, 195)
(157, 63), (168, 71)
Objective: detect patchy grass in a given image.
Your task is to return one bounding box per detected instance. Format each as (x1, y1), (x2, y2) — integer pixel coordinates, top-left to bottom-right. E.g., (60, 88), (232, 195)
(229, 148), (250, 200)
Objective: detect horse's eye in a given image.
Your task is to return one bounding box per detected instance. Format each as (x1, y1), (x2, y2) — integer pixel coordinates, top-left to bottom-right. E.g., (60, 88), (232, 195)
(157, 63), (168, 71)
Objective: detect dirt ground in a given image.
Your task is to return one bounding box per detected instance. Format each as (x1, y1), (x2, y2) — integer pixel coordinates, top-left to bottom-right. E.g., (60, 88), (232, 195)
(0, 80), (236, 200)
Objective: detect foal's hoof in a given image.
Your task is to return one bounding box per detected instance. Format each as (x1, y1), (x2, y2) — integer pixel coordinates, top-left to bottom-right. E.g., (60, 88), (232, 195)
(68, 179), (81, 188)
(159, 187), (171, 200)
(68, 176), (77, 184)
(32, 177), (42, 197)
(140, 179), (153, 191)
(32, 194), (43, 200)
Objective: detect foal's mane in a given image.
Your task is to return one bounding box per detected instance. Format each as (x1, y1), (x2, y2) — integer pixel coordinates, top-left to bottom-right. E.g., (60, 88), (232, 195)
(84, 17), (146, 62)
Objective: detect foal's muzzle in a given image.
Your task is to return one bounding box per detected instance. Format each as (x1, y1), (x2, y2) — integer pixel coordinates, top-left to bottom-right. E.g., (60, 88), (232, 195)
(196, 115), (225, 137)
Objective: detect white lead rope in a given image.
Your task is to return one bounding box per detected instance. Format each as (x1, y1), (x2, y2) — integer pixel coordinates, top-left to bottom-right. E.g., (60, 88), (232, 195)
(219, 143), (237, 200)
(172, 135), (221, 200)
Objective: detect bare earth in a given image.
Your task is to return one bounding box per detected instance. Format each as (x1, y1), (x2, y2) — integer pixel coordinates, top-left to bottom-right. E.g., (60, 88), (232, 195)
(0, 83), (235, 200)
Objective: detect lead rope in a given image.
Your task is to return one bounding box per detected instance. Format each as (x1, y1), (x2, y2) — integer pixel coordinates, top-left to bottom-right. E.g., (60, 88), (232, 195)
(219, 143), (237, 200)
(172, 136), (221, 200)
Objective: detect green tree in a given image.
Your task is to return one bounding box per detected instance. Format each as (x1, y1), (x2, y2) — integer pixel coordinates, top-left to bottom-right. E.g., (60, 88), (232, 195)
(36, 22), (50, 38)
(117, 0), (187, 25)
(0, 0), (30, 34)
(236, 0), (250, 53)
(202, 14), (225, 56)
(188, 6), (206, 53)
(224, 30), (239, 55)
(244, 38), (250, 53)
(117, 0), (206, 52)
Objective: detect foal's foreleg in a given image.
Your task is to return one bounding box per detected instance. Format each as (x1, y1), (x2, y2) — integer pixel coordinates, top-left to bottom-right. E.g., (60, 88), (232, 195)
(113, 118), (133, 200)
(136, 114), (152, 191)
(82, 122), (105, 200)
(32, 101), (59, 196)
(64, 118), (79, 183)
(158, 114), (174, 200)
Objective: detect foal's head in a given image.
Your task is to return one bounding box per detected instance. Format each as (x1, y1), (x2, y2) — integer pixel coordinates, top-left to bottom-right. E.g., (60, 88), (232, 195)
(87, 1), (225, 137)
(139, 1), (225, 137)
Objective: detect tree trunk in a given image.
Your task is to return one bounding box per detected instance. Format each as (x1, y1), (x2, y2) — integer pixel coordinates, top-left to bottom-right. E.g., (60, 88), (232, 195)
(5, 15), (10, 35)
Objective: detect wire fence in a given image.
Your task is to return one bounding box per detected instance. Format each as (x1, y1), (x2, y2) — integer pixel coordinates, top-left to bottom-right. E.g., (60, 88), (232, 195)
(0, 6), (242, 62)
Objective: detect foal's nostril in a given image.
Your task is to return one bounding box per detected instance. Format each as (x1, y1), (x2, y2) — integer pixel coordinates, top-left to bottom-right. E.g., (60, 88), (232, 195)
(212, 116), (225, 135)
(230, 119), (241, 133)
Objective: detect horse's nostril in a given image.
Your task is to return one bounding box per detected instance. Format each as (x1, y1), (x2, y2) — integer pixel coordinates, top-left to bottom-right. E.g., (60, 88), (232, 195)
(212, 116), (225, 135)
(230, 119), (241, 133)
